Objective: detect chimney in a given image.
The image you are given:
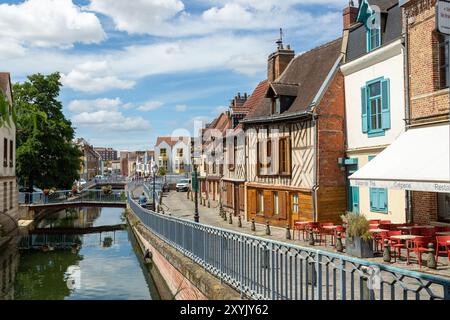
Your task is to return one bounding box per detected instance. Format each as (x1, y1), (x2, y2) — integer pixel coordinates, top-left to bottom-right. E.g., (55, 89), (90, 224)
(343, 0), (358, 30)
(267, 28), (295, 82)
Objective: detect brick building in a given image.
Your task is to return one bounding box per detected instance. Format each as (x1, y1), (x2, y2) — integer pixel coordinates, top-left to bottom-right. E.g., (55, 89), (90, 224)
(94, 147), (118, 161)
(402, 0), (450, 223)
(242, 37), (347, 227)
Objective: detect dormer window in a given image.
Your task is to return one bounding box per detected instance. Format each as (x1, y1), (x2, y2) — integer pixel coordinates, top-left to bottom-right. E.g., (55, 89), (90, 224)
(271, 97), (280, 115)
(366, 15), (381, 52)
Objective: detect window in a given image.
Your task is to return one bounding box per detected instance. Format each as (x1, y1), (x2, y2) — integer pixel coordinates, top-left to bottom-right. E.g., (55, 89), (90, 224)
(438, 34), (449, 89)
(361, 78), (390, 137)
(258, 191), (264, 214)
(273, 192), (279, 215)
(292, 194), (299, 214)
(9, 181), (13, 209)
(257, 138), (272, 173)
(3, 182), (7, 212)
(279, 137), (291, 175)
(9, 140), (13, 168)
(233, 136), (238, 167)
(177, 148), (183, 157)
(160, 148), (167, 157)
(3, 138), (7, 167)
(368, 156), (388, 213)
(271, 98), (280, 114)
(366, 15), (380, 52)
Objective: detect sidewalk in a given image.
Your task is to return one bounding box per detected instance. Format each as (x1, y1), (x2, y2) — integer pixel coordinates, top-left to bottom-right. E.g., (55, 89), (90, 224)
(161, 191), (450, 278)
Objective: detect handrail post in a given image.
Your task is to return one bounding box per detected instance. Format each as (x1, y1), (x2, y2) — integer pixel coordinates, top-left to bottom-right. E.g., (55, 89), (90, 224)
(340, 259), (346, 300)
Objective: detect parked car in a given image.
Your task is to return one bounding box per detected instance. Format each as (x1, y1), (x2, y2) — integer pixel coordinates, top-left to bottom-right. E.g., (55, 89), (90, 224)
(176, 179), (191, 192)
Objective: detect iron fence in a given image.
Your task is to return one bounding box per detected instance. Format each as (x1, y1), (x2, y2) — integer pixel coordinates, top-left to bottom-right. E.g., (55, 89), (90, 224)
(128, 195), (450, 300)
(19, 190), (127, 205)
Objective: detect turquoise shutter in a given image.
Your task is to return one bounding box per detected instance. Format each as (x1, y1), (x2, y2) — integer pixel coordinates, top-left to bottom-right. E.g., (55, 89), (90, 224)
(380, 189), (388, 212)
(370, 188), (378, 210)
(361, 86), (368, 133)
(381, 78), (391, 130)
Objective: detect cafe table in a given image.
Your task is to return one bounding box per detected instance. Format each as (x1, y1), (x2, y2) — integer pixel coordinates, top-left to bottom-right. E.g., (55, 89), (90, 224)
(389, 235), (423, 254)
(436, 231), (450, 236)
(369, 229), (389, 252)
(397, 226), (435, 235)
(293, 221), (312, 240)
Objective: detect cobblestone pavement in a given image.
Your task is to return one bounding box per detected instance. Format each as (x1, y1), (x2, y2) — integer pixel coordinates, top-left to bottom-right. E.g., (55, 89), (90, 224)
(161, 190), (450, 279)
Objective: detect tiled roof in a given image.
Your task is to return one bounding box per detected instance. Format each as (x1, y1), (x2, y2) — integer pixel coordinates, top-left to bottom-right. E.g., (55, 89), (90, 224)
(245, 38), (342, 121)
(156, 136), (190, 147)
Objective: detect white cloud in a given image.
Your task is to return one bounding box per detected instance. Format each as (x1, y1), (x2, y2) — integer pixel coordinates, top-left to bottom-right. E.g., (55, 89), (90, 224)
(88, 0), (184, 34)
(202, 3), (252, 24)
(72, 110), (150, 132)
(68, 98), (122, 113)
(0, 0), (105, 49)
(175, 104), (187, 112)
(214, 105), (228, 114)
(61, 62), (135, 93)
(137, 101), (164, 112)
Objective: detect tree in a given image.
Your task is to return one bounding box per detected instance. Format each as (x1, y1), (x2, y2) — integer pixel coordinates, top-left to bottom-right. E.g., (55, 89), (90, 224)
(157, 167), (167, 177)
(13, 73), (82, 191)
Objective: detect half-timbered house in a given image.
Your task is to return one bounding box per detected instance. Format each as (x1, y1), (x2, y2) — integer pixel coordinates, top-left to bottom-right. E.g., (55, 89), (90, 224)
(242, 38), (347, 227)
(222, 86), (267, 217)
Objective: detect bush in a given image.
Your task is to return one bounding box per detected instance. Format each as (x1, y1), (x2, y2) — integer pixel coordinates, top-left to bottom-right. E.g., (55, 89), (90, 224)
(341, 212), (372, 241)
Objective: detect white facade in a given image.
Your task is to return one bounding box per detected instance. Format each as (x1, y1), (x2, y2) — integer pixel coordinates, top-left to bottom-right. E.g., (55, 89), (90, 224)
(341, 39), (407, 223)
(172, 140), (190, 174)
(155, 141), (172, 173)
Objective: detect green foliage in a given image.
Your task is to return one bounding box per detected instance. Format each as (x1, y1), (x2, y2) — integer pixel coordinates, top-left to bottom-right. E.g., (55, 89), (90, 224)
(0, 91), (13, 129)
(13, 73), (82, 191)
(341, 212), (372, 241)
(157, 167), (167, 176)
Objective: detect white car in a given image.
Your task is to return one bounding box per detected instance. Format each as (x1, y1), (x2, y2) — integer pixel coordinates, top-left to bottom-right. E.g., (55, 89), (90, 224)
(176, 179), (190, 192)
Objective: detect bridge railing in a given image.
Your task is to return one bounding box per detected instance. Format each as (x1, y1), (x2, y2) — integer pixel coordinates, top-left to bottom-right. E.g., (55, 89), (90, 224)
(19, 189), (127, 205)
(128, 195), (450, 301)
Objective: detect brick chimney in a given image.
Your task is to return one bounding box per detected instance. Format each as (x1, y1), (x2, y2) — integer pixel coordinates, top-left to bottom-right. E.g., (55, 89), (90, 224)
(343, 0), (359, 30)
(267, 29), (295, 82)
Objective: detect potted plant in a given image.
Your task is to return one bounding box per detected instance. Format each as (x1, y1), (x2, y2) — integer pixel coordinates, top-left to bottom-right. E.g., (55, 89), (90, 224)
(341, 212), (374, 258)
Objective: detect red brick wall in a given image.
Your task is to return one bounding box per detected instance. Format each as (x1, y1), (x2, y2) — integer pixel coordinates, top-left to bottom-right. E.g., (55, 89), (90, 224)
(411, 191), (438, 224)
(317, 71), (346, 188)
(406, 0), (450, 121)
(316, 71), (347, 221)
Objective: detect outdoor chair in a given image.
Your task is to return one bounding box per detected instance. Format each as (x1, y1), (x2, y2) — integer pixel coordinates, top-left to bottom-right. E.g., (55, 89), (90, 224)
(407, 236), (434, 269)
(387, 231), (405, 262)
(380, 220), (392, 224)
(435, 235), (450, 264)
(369, 219), (381, 224)
(320, 222), (335, 246)
(293, 220), (307, 241)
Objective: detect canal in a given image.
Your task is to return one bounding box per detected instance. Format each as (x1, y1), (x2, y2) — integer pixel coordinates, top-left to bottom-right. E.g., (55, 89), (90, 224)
(0, 207), (162, 300)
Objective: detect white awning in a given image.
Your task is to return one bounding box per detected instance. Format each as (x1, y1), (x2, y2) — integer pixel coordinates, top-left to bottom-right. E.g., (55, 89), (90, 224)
(349, 124), (450, 193)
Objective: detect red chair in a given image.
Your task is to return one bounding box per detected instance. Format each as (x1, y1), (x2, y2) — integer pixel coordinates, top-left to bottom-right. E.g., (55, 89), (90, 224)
(380, 220), (392, 224)
(387, 231), (405, 262)
(369, 219), (381, 224)
(407, 237), (434, 268)
(435, 236), (450, 264)
(419, 228), (436, 237)
(320, 222), (335, 245)
(306, 222), (324, 245)
(293, 221), (309, 241)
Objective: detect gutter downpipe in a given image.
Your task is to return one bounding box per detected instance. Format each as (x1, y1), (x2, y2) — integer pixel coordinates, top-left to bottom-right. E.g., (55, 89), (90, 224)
(403, 9), (413, 224)
(309, 110), (319, 222)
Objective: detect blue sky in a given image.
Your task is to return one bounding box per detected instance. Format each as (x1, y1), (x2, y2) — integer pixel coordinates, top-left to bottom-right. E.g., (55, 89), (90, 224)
(0, 0), (346, 150)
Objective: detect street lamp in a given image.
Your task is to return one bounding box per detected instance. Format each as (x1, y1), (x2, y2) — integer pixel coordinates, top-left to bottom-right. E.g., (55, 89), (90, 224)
(151, 160), (158, 210)
(192, 164), (200, 223)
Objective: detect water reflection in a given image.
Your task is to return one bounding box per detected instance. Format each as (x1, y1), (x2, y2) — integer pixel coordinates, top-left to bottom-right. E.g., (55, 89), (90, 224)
(0, 207), (160, 300)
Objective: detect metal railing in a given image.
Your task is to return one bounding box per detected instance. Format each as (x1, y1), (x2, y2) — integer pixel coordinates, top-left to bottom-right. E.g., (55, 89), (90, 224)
(128, 195), (450, 300)
(19, 189), (127, 205)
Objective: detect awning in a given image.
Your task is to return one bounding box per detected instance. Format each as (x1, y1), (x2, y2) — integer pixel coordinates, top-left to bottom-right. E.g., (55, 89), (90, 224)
(349, 124), (450, 193)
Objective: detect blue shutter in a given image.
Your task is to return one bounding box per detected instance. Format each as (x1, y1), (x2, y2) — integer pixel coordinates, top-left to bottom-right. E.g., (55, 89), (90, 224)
(370, 188), (378, 210)
(380, 189), (388, 212)
(381, 78), (391, 130)
(361, 86), (368, 133)
(352, 187), (360, 214)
